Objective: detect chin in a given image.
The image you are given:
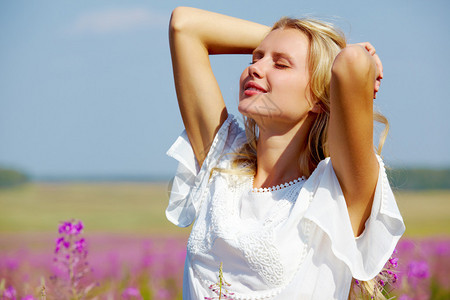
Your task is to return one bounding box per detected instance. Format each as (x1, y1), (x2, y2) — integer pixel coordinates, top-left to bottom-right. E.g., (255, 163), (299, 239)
(237, 98), (251, 115)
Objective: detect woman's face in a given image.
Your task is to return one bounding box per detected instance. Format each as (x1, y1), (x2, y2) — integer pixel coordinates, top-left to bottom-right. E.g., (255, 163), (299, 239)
(238, 28), (315, 130)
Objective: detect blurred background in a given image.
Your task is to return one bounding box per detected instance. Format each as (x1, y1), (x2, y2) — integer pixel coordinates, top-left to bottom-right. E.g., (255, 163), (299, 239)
(1, 0), (449, 299)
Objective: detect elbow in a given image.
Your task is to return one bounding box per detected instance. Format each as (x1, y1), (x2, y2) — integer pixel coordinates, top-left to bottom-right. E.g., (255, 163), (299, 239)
(169, 7), (194, 36)
(331, 45), (375, 81)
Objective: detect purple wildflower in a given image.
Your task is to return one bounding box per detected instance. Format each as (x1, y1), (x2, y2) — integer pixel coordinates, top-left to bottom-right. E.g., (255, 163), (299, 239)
(122, 287), (142, 299)
(5, 258), (19, 271)
(74, 221), (84, 234)
(75, 238), (87, 253)
(407, 261), (430, 279)
(58, 220), (84, 235)
(389, 257), (398, 268)
(59, 221), (72, 234)
(156, 288), (171, 299)
(52, 219), (92, 298)
(55, 237), (65, 253)
(2, 286), (17, 299)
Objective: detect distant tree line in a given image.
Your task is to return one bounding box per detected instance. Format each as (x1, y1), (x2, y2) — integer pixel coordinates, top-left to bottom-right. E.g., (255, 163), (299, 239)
(387, 168), (450, 190)
(0, 167), (29, 188)
(0, 166), (449, 190)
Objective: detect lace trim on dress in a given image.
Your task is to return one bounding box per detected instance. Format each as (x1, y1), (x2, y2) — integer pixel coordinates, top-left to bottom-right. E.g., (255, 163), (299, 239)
(250, 176), (306, 193)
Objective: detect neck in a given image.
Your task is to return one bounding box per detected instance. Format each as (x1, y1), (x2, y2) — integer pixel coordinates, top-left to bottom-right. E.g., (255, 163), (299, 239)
(253, 114), (315, 189)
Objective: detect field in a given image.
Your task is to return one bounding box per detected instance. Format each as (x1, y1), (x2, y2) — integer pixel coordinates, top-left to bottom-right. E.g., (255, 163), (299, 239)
(0, 183), (449, 299)
(0, 183), (190, 235)
(1, 183), (449, 236)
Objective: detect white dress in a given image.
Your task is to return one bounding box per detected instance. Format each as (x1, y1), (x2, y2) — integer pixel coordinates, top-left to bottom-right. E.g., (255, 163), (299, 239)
(166, 114), (405, 300)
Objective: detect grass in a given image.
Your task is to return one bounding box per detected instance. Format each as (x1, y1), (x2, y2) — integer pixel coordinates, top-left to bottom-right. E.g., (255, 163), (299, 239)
(395, 190), (450, 237)
(0, 183), (449, 237)
(0, 182), (190, 236)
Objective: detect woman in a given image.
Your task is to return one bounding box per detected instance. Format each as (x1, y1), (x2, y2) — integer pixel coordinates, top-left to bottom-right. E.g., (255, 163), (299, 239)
(166, 6), (405, 299)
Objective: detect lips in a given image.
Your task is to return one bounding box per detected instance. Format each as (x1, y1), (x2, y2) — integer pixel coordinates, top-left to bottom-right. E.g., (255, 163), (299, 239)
(244, 81), (267, 96)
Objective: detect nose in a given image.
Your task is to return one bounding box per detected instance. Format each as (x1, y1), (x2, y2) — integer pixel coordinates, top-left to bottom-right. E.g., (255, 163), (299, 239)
(248, 60), (264, 79)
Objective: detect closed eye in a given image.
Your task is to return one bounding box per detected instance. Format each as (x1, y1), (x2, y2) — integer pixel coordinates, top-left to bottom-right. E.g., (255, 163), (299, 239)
(275, 63), (289, 69)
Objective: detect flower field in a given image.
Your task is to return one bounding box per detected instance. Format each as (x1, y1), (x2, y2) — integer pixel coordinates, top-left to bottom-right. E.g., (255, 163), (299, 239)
(1, 229), (449, 299)
(0, 184), (449, 299)
(0, 228), (186, 299)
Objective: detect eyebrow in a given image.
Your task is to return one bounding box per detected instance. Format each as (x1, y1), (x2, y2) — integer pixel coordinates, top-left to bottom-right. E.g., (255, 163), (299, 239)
(252, 49), (295, 64)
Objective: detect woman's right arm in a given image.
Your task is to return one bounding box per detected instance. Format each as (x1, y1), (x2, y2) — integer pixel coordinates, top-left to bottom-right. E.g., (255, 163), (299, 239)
(169, 7), (269, 167)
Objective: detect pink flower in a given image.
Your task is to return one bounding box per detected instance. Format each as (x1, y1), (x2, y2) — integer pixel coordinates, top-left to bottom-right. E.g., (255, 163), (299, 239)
(59, 221), (73, 234)
(156, 288), (171, 299)
(407, 261), (430, 279)
(5, 258), (19, 271)
(58, 220), (84, 235)
(63, 240), (70, 249)
(389, 257), (398, 268)
(53, 219), (92, 298)
(122, 287), (142, 299)
(2, 286), (17, 299)
(55, 237), (65, 253)
(74, 221), (84, 235)
(75, 238), (87, 253)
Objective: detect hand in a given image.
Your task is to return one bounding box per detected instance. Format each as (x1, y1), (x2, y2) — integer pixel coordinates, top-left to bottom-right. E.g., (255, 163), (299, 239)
(354, 42), (383, 99)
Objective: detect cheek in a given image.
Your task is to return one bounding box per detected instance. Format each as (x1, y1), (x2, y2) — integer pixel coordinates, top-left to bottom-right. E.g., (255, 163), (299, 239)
(238, 69), (248, 100)
(275, 77), (305, 101)
(275, 79), (311, 114)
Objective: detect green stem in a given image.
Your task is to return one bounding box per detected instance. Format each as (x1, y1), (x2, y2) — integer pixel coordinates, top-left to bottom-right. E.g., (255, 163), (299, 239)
(68, 235), (78, 300)
(219, 262), (223, 300)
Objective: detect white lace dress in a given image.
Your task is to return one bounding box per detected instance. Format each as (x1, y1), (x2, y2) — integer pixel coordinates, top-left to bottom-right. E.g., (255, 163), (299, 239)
(166, 114), (405, 300)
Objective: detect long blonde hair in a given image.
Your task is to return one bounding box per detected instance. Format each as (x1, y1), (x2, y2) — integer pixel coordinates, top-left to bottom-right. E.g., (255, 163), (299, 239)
(231, 17), (388, 179)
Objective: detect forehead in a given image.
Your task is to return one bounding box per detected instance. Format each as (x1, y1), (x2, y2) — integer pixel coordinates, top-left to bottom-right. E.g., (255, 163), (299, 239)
(255, 28), (309, 59)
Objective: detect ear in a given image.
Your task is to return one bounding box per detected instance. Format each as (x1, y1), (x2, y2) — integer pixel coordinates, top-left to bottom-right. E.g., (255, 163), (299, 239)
(311, 102), (322, 114)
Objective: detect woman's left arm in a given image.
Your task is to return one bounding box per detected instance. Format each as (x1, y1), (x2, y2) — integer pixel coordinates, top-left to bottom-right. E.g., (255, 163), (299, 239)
(328, 43), (383, 237)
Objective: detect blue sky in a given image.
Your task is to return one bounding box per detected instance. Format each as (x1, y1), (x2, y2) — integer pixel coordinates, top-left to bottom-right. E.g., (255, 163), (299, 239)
(1, 0), (449, 179)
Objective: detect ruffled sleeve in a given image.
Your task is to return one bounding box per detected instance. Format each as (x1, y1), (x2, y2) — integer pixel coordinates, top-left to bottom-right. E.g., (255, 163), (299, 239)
(299, 155), (405, 281)
(165, 114), (246, 227)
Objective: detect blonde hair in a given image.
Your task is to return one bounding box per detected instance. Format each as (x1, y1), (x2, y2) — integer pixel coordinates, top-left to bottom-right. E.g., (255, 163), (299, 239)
(230, 17), (389, 178)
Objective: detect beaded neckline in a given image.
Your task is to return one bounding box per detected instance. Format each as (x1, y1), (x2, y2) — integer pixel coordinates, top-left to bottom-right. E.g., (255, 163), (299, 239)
(250, 176), (306, 193)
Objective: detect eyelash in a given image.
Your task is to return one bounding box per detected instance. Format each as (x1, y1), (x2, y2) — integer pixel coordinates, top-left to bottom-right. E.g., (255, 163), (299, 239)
(275, 63), (289, 69)
(249, 61), (289, 69)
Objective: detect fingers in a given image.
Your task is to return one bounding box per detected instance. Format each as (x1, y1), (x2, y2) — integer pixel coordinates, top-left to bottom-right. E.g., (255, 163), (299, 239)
(358, 42), (384, 79)
(373, 53), (384, 79)
(374, 78), (382, 99)
(353, 42), (384, 99)
(356, 42), (376, 55)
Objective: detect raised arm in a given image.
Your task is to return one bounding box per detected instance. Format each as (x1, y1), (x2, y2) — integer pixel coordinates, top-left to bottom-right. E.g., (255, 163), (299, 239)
(328, 43), (383, 236)
(169, 7), (269, 167)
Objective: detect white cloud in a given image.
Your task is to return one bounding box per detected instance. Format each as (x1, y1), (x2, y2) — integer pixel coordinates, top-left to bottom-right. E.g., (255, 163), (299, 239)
(70, 8), (167, 34)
